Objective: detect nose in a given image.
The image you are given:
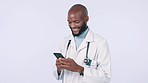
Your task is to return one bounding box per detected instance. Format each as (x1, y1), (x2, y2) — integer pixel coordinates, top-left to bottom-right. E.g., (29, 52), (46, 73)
(69, 23), (76, 28)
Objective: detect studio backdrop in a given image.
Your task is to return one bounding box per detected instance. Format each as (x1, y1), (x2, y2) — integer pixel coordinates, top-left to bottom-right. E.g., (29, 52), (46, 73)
(0, 0), (148, 83)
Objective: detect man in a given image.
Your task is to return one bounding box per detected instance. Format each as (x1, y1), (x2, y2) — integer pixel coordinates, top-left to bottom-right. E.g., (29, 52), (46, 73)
(53, 4), (111, 83)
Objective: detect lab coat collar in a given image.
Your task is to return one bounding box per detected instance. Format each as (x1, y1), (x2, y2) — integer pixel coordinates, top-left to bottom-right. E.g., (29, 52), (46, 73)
(68, 29), (94, 42)
(84, 29), (94, 42)
(77, 29), (94, 51)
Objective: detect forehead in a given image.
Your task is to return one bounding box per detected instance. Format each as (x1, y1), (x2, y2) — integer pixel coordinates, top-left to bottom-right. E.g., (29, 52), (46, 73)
(68, 11), (83, 20)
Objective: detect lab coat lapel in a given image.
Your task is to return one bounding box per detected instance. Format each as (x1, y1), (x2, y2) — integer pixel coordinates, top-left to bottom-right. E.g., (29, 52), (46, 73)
(68, 35), (77, 51)
(77, 40), (87, 52)
(76, 30), (94, 64)
(77, 30), (94, 52)
(67, 36), (77, 59)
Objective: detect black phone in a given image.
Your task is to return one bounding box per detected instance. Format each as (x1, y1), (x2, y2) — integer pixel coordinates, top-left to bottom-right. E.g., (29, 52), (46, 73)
(53, 53), (64, 59)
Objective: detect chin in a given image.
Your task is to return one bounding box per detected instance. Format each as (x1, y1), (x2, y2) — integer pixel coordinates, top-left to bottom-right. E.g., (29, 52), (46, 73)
(72, 32), (79, 35)
(73, 33), (79, 36)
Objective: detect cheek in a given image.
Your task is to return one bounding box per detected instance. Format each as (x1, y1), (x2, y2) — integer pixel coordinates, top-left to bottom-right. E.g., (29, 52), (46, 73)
(75, 23), (83, 28)
(68, 21), (83, 28)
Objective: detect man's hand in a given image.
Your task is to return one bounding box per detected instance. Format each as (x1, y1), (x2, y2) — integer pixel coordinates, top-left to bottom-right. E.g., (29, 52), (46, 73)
(56, 58), (64, 72)
(56, 58), (83, 73)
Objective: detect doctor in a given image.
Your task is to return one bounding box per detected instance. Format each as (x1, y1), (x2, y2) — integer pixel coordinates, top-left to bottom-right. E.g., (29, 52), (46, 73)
(53, 4), (111, 83)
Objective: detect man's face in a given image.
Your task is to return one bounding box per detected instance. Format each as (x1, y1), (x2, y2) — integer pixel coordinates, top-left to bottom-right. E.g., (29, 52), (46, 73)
(67, 11), (87, 36)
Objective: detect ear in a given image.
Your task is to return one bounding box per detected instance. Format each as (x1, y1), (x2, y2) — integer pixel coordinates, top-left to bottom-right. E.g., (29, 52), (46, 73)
(84, 16), (89, 23)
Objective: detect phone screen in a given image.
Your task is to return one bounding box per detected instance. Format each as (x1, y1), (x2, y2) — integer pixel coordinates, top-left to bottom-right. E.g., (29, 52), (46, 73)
(53, 53), (64, 59)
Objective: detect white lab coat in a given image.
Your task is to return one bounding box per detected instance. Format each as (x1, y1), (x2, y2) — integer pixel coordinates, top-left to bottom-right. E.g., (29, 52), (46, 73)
(53, 29), (111, 83)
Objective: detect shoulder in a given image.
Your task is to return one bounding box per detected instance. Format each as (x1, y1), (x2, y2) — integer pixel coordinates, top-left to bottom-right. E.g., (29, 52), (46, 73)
(89, 30), (107, 43)
(90, 31), (109, 51)
(90, 30), (109, 47)
(94, 33), (106, 42)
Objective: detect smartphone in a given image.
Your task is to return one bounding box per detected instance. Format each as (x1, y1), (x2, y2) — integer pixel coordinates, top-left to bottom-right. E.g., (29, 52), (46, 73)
(53, 53), (64, 59)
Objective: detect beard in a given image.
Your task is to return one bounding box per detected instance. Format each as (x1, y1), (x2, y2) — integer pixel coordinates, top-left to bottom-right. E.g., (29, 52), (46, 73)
(70, 23), (87, 36)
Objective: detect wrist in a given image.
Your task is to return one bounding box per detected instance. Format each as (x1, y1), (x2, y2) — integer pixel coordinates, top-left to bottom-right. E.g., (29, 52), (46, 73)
(77, 66), (83, 73)
(77, 66), (84, 76)
(79, 67), (84, 76)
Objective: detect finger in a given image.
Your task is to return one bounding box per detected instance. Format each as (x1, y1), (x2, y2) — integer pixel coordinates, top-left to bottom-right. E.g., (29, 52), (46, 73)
(66, 58), (75, 64)
(60, 64), (70, 69)
(60, 58), (69, 63)
(56, 62), (61, 66)
(56, 59), (61, 64)
(66, 58), (72, 60)
(59, 58), (65, 60)
(60, 61), (70, 66)
(56, 59), (61, 63)
(66, 58), (74, 62)
(61, 59), (73, 66)
(57, 58), (66, 64)
(56, 59), (63, 66)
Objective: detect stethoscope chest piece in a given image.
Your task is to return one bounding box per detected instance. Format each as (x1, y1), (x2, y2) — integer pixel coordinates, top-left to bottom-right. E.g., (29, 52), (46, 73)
(84, 58), (92, 66)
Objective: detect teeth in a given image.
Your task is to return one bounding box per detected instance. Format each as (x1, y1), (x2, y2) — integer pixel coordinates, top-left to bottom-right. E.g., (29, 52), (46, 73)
(72, 28), (78, 31)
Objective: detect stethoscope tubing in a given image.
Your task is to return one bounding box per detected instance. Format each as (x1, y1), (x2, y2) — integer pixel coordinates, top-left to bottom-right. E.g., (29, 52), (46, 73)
(66, 40), (90, 64)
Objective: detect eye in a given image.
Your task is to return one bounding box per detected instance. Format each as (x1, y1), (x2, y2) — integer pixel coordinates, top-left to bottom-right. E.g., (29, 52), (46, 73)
(68, 21), (71, 24)
(75, 21), (80, 23)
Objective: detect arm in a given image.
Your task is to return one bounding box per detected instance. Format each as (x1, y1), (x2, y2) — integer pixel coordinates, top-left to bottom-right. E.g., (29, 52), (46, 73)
(53, 38), (67, 80)
(83, 40), (111, 83)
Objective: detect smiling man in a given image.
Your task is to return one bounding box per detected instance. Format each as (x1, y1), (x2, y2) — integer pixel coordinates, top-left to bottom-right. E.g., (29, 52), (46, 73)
(67, 4), (88, 36)
(53, 4), (111, 83)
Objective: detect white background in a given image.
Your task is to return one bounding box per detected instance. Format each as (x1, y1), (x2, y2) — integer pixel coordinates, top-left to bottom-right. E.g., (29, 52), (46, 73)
(0, 0), (148, 83)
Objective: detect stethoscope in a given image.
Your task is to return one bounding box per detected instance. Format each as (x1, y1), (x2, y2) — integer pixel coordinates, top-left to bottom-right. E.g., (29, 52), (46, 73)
(66, 40), (91, 65)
